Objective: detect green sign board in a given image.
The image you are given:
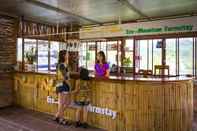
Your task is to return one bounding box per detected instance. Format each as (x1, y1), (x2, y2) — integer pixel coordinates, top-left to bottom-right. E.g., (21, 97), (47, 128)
(126, 25), (193, 35)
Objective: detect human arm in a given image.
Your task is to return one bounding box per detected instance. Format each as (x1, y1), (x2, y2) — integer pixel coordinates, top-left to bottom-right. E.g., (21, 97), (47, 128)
(70, 79), (80, 95)
(94, 64), (97, 76)
(105, 69), (110, 77)
(105, 63), (110, 77)
(59, 64), (70, 85)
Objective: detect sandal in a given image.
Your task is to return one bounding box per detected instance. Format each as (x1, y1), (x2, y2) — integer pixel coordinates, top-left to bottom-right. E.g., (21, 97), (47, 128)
(58, 118), (69, 125)
(75, 121), (82, 128)
(81, 123), (89, 128)
(66, 120), (73, 126)
(53, 117), (60, 123)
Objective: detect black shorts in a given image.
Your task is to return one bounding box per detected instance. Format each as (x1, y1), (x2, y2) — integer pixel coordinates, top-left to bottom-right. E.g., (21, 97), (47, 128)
(74, 101), (90, 106)
(56, 82), (70, 93)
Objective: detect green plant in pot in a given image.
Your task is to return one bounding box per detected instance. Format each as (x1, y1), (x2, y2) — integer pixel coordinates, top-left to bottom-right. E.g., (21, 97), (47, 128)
(123, 57), (131, 67)
(122, 57), (132, 74)
(25, 47), (37, 64)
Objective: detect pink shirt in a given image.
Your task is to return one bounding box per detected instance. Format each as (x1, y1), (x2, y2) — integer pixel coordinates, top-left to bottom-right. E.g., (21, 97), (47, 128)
(95, 63), (109, 77)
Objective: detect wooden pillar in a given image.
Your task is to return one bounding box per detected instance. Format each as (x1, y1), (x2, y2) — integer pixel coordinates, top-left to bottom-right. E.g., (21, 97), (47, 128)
(133, 38), (136, 77)
(162, 39), (166, 76)
(21, 16), (25, 71)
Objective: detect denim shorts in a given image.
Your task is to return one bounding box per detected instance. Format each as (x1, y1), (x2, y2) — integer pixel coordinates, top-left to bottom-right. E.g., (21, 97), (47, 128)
(56, 82), (70, 93)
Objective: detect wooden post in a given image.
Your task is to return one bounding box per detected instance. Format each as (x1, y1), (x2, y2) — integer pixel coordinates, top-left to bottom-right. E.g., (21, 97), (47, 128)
(133, 38), (136, 77)
(161, 39), (166, 76)
(21, 16), (25, 71)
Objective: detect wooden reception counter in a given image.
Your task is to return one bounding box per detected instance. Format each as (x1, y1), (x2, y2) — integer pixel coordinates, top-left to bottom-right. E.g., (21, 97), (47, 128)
(14, 72), (193, 131)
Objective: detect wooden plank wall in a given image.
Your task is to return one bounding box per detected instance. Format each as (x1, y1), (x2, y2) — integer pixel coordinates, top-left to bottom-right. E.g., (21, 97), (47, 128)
(194, 81), (197, 112)
(0, 14), (18, 107)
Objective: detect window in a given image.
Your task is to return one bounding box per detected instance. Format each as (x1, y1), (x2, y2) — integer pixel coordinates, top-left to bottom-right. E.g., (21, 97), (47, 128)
(38, 40), (49, 71)
(17, 37), (197, 76)
(137, 40), (153, 70)
(23, 39), (37, 71)
(125, 39), (133, 67)
(179, 38), (193, 75)
(50, 41), (59, 71)
(79, 42), (87, 68)
(24, 39), (37, 65)
(97, 41), (107, 55)
(135, 39), (161, 73)
(153, 39), (162, 71)
(17, 38), (22, 62)
(148, 40), (153, 70)
(166, 39), (176, 75)
(87, 42), (96, 70)
(17, 38), (60, 72)
(139, 40), (148, 70)
(107, 41), (118, 68)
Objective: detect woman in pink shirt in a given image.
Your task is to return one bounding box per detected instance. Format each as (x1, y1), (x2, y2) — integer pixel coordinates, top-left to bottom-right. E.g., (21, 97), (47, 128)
(95, 51), (109, 77)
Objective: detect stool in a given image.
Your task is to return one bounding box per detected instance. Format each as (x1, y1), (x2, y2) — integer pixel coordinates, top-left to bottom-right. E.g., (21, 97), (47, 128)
(154, 65), (169, 76)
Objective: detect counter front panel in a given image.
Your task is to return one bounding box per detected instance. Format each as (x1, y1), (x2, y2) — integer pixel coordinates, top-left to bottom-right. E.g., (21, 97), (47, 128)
(14, 72), (193, 131)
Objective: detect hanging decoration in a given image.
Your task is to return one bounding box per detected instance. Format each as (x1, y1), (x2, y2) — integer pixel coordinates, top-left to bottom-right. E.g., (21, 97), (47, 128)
(18, 20), (67, 41)
(65, 39), (80, 52)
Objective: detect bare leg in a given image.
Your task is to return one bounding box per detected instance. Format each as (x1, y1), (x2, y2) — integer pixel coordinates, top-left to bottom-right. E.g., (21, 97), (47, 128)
(82, 106), (88, 123)
(76, 107), (82, 122)
(63, 93), (70, 110)
(55, 93), (66, 118)
(55, 93), (62, 118)
(75, 107), (83, 127)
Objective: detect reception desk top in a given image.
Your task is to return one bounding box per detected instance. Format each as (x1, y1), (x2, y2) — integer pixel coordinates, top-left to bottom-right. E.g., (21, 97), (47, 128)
(91, 75), (193, 82)
(16, 71), (193, 82)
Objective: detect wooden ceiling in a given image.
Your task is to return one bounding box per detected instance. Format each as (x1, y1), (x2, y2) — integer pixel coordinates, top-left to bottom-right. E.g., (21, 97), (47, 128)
(0, 0), (197, 26)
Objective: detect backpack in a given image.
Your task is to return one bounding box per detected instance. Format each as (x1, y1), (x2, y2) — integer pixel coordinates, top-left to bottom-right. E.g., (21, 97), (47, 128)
(80, 67), (89, 80)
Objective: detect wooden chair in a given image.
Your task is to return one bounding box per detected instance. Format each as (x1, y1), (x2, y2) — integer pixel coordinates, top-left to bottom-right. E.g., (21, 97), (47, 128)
(154, 65), (169, 76)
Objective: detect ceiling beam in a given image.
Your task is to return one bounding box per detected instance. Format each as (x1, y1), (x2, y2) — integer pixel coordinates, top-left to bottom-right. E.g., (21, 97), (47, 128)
(81, 11), (197, 28)
(0, 11), (19, 19)
(23, 0), (102, 25)
(117, 0), (149, 18)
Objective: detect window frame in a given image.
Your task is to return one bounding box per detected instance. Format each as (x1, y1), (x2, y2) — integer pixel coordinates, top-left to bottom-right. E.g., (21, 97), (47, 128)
(17, 36), (197, 77)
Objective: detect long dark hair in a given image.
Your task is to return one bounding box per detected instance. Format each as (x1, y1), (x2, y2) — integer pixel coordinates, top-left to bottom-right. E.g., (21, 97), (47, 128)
(58, 50), (68, 64)
(97, 51), (107, 64)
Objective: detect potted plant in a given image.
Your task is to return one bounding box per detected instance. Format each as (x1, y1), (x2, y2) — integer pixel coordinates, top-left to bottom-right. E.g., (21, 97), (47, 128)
(25, 47), (37, 71)
(123, 57), (131, 67)
(122, 57), (132, 73)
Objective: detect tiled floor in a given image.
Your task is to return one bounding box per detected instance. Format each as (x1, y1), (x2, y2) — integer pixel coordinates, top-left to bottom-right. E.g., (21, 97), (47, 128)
(0, 107), (105, 131)
(1, 107), (197, 131)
